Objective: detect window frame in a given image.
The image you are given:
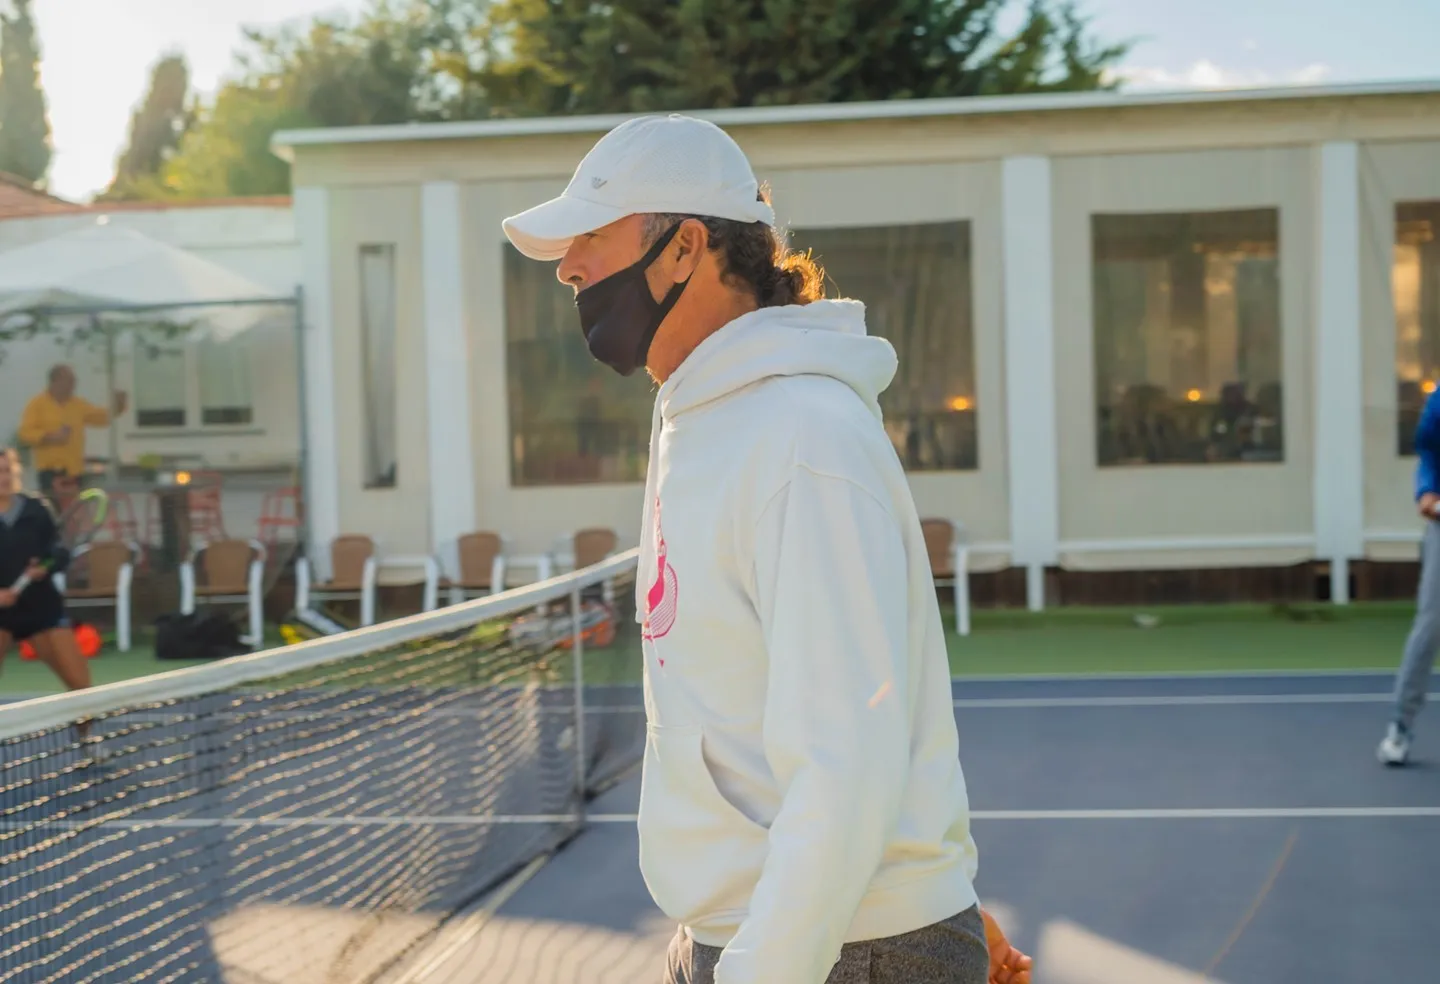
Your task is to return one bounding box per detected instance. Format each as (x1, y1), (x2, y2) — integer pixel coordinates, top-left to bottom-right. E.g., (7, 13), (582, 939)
(128, 334), (259, 435)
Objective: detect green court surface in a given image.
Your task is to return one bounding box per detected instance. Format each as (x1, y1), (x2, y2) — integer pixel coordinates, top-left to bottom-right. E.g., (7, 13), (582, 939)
(0, 601), (1417, 699)
(945, 601), (1413, 677)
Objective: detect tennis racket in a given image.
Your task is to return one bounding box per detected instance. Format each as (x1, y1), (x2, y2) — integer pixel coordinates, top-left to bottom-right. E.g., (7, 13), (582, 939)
(9, 488), (110, 594)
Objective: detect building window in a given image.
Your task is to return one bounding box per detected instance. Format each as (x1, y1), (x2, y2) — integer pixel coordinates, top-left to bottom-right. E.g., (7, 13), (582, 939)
(359, 244), (399, 489)
(788, 222), (977, 471)
(132, 327), (254, 430)
(199, 336), (254, 425)
(1395, 201), (1440, 456)
(1092, 208), (1283, 466)
(503, 245), (651, 486)
(134, 332), (187, 428)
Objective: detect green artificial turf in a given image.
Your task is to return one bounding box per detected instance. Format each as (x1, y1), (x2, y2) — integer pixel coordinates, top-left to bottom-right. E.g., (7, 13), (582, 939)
(946, 602), (1411, 677)
(0, 601), (1415, 700)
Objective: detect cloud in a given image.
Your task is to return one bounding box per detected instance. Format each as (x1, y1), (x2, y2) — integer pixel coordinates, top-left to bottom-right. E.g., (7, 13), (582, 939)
(1105, 60), (1333, 91)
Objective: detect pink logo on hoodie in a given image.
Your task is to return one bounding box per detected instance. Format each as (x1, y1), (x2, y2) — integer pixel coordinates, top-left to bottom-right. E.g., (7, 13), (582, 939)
(642, 497), (679, 642)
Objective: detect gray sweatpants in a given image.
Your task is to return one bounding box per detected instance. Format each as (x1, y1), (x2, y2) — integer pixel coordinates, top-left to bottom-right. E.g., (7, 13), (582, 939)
(663, 906), (988, 984)
(1394, 520), (1440, 732)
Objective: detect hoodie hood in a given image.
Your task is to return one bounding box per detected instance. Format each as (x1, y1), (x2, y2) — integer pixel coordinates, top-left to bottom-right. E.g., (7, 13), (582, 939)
(657, 299), (898, 422)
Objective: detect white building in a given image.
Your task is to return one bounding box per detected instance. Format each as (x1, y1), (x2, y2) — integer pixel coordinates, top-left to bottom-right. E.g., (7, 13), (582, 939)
(268, 80), (1440, 607)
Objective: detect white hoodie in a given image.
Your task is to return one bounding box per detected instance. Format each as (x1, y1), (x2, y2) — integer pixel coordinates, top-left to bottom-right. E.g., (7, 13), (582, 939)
(634, 299), (980, 984)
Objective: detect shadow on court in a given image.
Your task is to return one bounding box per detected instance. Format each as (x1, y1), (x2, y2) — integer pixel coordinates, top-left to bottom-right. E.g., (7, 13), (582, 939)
(413, 673), (1440, 984)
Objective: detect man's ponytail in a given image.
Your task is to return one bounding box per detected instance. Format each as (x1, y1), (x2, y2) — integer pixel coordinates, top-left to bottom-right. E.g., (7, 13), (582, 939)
(642, 186), (826, 309)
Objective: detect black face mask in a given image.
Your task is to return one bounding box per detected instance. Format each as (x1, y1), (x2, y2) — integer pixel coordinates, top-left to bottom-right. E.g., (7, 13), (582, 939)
(575, 223), (691, 377)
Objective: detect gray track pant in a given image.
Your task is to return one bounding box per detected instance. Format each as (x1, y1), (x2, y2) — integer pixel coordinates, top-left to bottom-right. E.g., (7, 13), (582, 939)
(1394, 520), (1440, 731)
(664, 906), (988, 984)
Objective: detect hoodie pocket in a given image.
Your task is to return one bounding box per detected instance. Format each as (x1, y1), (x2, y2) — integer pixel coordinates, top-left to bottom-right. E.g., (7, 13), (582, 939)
(637, 723), (770, 926)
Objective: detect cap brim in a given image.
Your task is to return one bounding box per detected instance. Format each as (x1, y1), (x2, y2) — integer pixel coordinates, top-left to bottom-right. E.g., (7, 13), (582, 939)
(502, 196), (632, 261)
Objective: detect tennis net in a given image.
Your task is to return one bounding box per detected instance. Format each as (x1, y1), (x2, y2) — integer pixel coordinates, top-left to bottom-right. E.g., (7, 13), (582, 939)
(0, 547), (641, 984)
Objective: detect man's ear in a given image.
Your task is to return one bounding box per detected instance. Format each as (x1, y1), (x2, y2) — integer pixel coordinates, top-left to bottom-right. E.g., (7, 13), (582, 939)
(670, 218), (709, 283)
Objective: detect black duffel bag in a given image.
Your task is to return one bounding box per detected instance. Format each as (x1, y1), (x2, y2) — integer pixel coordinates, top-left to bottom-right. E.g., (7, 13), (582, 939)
(154, 610), (248, 662)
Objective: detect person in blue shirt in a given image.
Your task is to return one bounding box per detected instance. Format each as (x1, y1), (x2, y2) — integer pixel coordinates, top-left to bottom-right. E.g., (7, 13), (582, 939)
(1380, 389), (1440, 765)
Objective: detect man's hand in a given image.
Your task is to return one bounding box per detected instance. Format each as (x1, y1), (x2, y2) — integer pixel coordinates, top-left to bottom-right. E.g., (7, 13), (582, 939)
(44, 425), (71, 446)
(982, 908), (1032, 984)
(1421, 493), (1440, 520)
(112, 390), (128, 415)
(0, 589), (17, 609)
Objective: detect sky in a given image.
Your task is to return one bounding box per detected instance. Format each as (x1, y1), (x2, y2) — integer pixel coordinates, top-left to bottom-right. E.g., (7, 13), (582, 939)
(31, 0), (1440, 203)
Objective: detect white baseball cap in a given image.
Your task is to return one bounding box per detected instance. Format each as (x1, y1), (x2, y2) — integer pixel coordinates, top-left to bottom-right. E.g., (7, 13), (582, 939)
(502, 114), (775, 261)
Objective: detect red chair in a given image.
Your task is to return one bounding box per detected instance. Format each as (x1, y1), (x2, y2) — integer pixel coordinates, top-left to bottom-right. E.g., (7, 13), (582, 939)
(101, 490), (141, 543)
(258, 487), (303, 544)
(187, 471), (227, 544)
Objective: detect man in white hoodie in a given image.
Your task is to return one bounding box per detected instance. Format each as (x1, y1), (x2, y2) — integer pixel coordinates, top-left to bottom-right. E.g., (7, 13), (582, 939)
(502, 114), (1031, 984)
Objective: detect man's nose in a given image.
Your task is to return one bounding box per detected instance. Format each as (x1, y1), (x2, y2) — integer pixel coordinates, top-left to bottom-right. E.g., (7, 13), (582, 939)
(556, 249), (587, 290)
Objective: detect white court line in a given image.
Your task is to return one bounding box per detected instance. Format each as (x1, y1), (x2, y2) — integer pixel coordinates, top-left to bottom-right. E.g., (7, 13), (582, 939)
(554, 692), (1437, 714)
(970, 806), (1440, 820)
(397, 853), (551, 984)
(13, 805), (1440, 830)
(1, 693), (1418, 726)
(0, 669), (1401, 706)
(0, 693), (1418, 723)
(950, 692), (1431, 709)
(582, 806), (1440, 823)
(3, 815), (587, 830)
(950, 667), (1399, 683)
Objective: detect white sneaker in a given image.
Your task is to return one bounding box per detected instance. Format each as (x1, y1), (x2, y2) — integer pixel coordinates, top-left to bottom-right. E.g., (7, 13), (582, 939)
(1377, 723), (1411, 766)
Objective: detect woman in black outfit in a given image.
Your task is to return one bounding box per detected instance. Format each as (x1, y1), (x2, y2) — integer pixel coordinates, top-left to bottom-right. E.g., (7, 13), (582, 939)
(0, 447), (91, 694)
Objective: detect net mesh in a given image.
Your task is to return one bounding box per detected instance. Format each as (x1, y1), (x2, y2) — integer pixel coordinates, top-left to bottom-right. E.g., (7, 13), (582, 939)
(0, 551), (641, 984)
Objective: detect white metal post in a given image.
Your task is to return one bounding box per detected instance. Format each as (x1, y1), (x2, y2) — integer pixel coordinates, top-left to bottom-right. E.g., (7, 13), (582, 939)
(570, 587), (588, 825)
(293, 187), (340, 579)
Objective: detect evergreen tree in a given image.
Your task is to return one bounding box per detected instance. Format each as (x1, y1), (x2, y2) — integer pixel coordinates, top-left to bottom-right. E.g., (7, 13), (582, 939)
(141, 0), (1130, 200)
(159, 4), (453, 198)
(103, 53), (195, 200)
(469, 0), (1130, 118)
(0, 0), (51, 185)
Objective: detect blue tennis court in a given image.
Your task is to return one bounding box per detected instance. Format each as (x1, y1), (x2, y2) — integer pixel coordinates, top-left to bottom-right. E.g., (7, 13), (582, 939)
(407, 672), (1440, 984)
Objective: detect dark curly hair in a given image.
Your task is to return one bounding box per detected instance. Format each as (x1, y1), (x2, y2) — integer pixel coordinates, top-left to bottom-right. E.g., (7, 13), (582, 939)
(641, 187), (824, 308)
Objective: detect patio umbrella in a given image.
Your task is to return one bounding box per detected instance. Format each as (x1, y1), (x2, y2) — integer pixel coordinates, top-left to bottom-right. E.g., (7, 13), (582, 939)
(0, 218), (295, 477)
(0, 219), (284, 340)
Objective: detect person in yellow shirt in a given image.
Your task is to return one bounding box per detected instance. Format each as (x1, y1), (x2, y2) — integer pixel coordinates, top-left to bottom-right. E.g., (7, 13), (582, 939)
(16, 365), (127, 502)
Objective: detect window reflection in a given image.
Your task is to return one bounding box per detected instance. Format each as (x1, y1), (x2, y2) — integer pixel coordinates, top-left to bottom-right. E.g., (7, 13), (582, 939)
(1092, 208), (1284, 466)
(789, 222), (977, 471)
(1395, 202), (1440, 456)
(503, 245), (651, 486)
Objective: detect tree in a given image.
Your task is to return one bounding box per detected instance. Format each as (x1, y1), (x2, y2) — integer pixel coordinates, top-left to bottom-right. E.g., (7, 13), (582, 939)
(981, 0), (1128, 93)
(0, 0), (51, 185)
(159, 86), (313, 199)
(156, 1), (473, 199)
(138, 0), (1130, 201)
(102, 53), (196, 201)
(466, 0), (1130, 118)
